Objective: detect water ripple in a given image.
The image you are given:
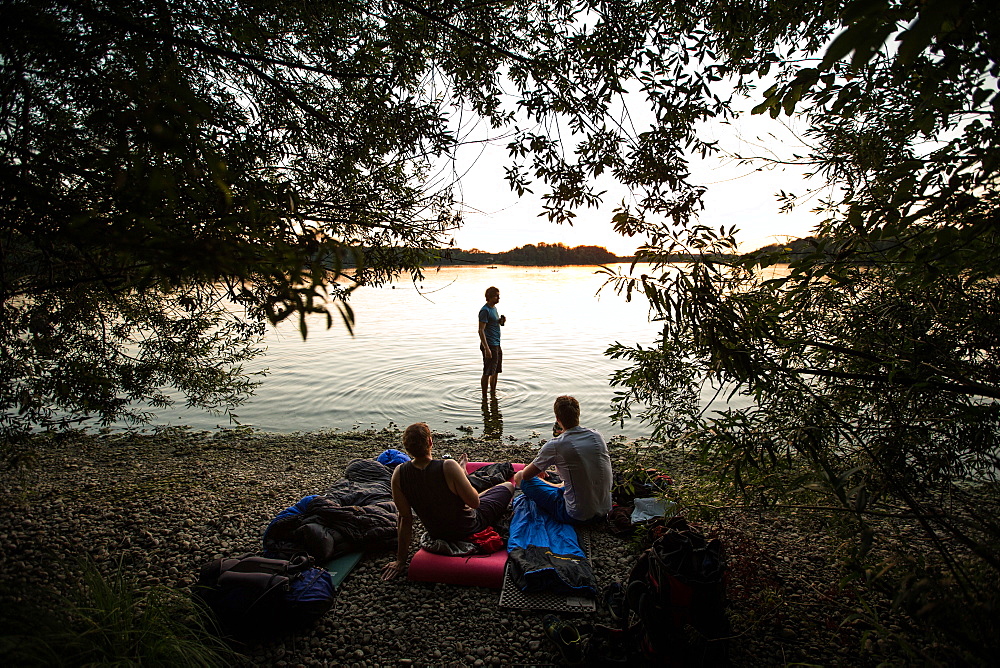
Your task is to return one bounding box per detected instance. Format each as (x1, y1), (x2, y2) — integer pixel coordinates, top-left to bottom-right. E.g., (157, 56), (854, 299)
(113, 265), (664, 441)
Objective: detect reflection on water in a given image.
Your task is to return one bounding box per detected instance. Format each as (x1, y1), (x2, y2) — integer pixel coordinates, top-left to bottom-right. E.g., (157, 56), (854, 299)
(115, 264), (669, 441)
(481, 396), (503, 440)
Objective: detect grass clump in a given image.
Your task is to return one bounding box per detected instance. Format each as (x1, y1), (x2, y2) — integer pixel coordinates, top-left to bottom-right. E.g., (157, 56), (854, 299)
(0, 557), (238, 667)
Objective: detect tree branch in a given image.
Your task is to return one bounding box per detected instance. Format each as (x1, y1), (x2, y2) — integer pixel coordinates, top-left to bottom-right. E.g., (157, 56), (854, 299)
(64, 0), (384, 79)
(768, 364), (1000, 400)
(391, 0), (535, 66)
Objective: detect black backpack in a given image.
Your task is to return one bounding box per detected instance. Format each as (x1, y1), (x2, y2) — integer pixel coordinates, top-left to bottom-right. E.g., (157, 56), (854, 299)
(622, 517), (729, 666)
(194, 554), (336, 642)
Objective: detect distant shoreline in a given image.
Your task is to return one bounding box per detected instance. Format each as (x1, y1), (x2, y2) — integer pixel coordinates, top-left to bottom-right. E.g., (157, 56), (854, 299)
(332, 242), (745, 268)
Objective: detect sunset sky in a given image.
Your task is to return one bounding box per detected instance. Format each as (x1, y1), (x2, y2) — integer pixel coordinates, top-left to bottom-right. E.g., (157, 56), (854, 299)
(447, 100), (824, 257)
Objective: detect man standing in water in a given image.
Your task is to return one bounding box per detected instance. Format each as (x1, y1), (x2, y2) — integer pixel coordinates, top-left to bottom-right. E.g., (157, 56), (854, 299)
(514, 395), (612, 524)
(478, 286), (505, 396)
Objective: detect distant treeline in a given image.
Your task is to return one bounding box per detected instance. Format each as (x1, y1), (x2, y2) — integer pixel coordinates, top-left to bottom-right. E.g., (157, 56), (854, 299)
(333, 238), (871, 268)
(434, 242), (627, 266)
(750, 236), (825, 259)
(436, 240), (836, 266)
(448, 237), (890, 266)
(747, 236), (903, 264)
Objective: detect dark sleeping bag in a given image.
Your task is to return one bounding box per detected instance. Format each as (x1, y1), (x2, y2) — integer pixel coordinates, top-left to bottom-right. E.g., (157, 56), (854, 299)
(262, 459), (398, 561)
(322, 458), (394, 505)
(263, 496), (398, 562)
(507, 494), (597, 597)
(466, 462), (516, 492)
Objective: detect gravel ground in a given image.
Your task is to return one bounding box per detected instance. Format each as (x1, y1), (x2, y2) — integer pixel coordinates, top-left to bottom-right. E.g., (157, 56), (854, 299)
(0, 427), (932, 666)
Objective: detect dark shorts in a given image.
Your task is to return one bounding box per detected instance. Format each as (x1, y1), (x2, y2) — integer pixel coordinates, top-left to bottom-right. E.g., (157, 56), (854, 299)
(481, 345), (502, 376)
(474, 483), (514, 531)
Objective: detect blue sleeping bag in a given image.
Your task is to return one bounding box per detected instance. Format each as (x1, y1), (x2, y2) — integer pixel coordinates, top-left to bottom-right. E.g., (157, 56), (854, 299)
(507, 494), (596, 596)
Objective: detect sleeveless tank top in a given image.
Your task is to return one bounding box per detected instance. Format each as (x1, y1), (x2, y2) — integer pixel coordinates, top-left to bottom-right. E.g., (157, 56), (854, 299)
(397, 460), (478, 540)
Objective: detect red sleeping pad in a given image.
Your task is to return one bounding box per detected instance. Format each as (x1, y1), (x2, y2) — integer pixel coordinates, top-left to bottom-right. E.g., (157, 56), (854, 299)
(406, 461), (524, 588)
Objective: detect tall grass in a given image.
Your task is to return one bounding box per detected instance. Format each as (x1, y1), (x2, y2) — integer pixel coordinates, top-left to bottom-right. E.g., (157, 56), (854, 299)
(0, 557), (238, 667)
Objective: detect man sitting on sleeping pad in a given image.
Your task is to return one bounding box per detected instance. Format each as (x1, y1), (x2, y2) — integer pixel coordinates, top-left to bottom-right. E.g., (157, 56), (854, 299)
(381, 422), (516, 580)
(514, 395), (613, 524)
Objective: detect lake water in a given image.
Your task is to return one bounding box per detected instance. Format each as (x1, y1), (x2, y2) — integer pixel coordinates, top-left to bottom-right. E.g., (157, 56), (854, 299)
(143, 263), (671, 441)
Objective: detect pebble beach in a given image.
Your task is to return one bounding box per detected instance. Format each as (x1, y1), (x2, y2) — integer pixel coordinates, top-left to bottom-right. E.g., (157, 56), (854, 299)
(0, 427), (935, 666)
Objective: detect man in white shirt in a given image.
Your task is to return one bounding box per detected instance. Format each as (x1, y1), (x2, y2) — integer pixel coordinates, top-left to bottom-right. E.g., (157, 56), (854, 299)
(514, 395), (613, 524)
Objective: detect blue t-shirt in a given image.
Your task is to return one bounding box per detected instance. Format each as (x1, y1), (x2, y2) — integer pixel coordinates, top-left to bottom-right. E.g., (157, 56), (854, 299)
(479, 304), (501, 347)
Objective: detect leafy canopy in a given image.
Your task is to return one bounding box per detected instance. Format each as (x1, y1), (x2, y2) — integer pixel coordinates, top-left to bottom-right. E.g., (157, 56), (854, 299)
(604, 0), (999, 660)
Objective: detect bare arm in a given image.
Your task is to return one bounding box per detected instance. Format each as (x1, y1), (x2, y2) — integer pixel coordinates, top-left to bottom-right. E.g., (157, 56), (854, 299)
(515, 461), (563, 488)
(520, 462), (542, 481)
(443, 458), (482, 508)
(382, 467), (413, 580)
(478, 320), (491, 357)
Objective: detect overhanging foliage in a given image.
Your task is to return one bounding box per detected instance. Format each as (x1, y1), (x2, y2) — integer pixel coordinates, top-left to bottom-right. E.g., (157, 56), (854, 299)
(604, 0), (999, 660)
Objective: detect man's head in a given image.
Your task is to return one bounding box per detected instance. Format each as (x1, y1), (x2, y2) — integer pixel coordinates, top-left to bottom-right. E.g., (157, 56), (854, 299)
(485, 286), (500, 304)
(553, 395), (580, 429)
(402, 422), (432, 458)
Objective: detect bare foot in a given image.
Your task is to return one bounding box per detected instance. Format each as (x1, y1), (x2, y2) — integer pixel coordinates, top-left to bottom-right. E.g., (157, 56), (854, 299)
(457, 452), (469, 468)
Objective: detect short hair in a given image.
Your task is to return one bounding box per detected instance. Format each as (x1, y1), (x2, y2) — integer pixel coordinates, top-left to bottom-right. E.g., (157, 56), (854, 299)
(485, 286), (499, 300)
(402, 422), (432, 457)
(553, 396), (580, 428)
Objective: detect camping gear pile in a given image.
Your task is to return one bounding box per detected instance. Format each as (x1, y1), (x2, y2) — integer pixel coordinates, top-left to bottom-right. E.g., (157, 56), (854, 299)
(193, 457), (400, 643)
(194, 554), (336, 642)
(542, 515), (729, 666)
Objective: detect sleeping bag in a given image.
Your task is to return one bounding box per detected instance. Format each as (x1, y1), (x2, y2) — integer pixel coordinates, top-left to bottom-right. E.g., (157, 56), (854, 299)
(507, 494), (597, 596)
